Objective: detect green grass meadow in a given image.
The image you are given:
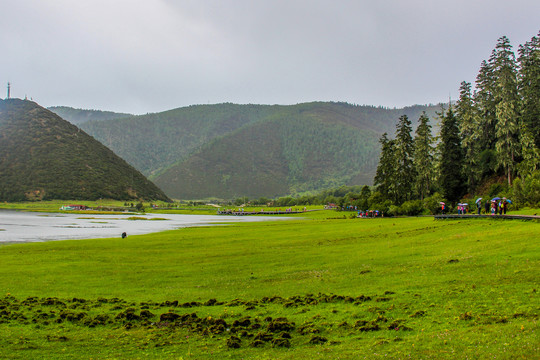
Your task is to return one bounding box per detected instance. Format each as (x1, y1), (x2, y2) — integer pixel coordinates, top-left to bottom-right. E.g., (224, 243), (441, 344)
(0, 214), (538, 359)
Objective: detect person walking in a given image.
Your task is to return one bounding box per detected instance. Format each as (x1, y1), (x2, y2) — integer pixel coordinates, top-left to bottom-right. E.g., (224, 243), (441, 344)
(502, 199), (508, 215)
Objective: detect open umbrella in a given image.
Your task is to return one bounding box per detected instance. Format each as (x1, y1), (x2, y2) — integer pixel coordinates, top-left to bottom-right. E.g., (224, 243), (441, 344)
(440, 202), (445, 205)
(491, 197), (501, 201)
(475, 198), (482, 203)
(506, 199), (512, 204)
(462, 203), (468, 206)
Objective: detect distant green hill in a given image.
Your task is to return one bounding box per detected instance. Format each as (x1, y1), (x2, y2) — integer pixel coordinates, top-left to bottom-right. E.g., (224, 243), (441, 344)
(0, 99), (170, 202)
(154, 103), (441, 199)
(48, 106), (133, 125)
(80, 103), (280, 178)
(79, 102), (439, 199)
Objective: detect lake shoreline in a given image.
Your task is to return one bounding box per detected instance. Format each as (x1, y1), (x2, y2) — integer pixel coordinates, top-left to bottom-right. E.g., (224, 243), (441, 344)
(0, 210), (294, 245)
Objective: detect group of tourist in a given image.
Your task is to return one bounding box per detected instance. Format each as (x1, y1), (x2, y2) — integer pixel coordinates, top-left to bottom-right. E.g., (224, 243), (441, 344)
(357, 210), (381, 218)
(440, 197), (511, 215)
(475, 198), (510, 215)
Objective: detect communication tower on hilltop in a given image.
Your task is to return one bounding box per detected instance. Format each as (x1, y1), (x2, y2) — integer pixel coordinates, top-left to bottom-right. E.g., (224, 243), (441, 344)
(6, 82), (10, 99)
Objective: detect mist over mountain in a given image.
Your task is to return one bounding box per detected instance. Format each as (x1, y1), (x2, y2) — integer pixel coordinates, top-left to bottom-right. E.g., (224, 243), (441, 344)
(0, 99), (170, 202)
(48, 106), (133, 125)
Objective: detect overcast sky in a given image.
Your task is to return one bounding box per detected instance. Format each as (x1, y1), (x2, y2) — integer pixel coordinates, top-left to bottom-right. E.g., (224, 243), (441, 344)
(1, 0), (538, 114)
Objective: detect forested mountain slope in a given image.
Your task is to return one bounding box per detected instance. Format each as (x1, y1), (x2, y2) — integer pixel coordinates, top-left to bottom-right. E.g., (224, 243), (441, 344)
(154, 107), (378, 199)
(0, 99), (170, 202)
(78, 102), (440, 199)
(80, 103), (279, 177)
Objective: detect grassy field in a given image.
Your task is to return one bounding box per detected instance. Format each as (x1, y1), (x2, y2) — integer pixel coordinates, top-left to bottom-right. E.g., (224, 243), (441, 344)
(0, 213), (538, 359)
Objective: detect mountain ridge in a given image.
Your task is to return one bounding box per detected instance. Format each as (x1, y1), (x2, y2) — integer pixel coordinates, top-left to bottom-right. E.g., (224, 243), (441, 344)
(0, 99), (170, 202)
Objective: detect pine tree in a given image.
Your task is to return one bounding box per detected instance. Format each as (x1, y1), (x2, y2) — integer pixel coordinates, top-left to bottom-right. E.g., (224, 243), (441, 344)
(374, 133), (396, 201)
(393, 115), (416, 204)
(456, 81), (480, 191)
(413, 112), (434, 200)
(491, 36), (520, 185)
(518, 31), (540, 150)
(474, 60), (497, 151)
(439, 105), (466, 204)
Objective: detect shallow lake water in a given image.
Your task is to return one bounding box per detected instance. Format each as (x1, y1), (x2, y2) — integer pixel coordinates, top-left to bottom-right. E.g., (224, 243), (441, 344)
(0, 210), (291, 244)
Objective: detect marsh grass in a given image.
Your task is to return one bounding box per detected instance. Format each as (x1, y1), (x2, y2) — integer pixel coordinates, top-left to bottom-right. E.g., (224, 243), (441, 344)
(0, 216), (538, 359)
(0, 200), (125, 212)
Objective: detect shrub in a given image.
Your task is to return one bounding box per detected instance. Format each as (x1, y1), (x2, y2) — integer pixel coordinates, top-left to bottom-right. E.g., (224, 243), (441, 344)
(423, 192), (445, 215)
(513, 170), (540, 207)
(368, 192), (392, 214)
(387, 205), (400, 217)
(399, 200), (424, 216)
(135, 202), (145, 212)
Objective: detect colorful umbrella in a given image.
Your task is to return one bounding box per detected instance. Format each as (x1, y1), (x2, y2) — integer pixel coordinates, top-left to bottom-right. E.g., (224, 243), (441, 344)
(475, 198), (482, 203)
(491, 197), (501, 201)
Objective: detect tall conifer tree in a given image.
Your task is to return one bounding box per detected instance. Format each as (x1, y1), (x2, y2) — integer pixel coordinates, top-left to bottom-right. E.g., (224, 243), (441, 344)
(474, 60), (497, 151)
(517, 31), (540, 150)
(439, 106), (466, 204)
(374, 133), (396, 201)
(393, 115), (416, 204)
(413, 112), (434, 200)
(491, 36), (520, 185)
(456, 81), (480, 191)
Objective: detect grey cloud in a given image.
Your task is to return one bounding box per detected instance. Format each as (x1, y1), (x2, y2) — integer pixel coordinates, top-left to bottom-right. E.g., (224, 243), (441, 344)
(1, 0), (538, 113)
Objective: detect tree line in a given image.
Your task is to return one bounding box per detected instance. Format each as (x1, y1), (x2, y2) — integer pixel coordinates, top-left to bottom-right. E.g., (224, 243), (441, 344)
(373, 31), (540, 212)
(152, 32), (539, 213)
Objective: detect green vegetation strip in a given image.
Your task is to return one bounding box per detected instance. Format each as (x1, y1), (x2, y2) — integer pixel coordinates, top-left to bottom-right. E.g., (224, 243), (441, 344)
(0, 216), (538, 359)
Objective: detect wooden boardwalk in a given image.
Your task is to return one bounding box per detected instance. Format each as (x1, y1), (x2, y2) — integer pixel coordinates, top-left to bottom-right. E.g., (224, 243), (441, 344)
(217, 210), (305, 216)
(434, 214), (540, 221)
